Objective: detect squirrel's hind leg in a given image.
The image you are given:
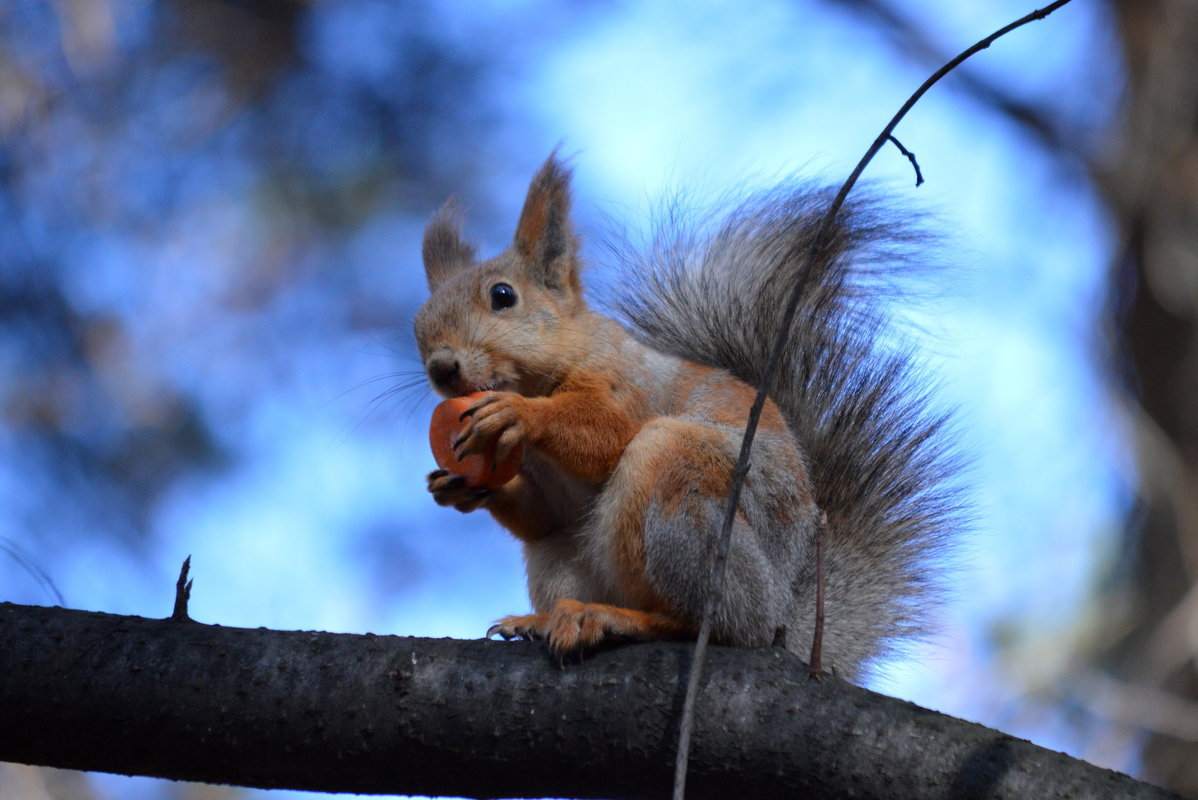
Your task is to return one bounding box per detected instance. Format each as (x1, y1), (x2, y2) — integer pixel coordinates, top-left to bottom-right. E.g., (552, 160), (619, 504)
(599, 416), (815, 650)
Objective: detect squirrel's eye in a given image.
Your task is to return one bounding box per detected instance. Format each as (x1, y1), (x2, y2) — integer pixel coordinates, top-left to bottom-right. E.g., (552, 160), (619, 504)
(490, 283), (517, 311)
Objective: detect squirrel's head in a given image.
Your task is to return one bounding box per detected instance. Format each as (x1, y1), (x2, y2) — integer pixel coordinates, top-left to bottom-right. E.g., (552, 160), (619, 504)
(414, 154), (589, 399)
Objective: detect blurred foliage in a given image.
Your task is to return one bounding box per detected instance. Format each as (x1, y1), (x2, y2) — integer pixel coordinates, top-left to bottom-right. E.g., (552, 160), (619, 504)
(0, 0), (504, 561)
(1100, 0), (1198, 794)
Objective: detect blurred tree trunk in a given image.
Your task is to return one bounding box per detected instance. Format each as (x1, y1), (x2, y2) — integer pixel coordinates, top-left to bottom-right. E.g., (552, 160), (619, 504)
(1104, 0), (1198, 795)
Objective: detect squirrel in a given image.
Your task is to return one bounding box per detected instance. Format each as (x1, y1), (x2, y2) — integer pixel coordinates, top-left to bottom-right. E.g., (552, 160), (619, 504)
(414, 154), (960, 679)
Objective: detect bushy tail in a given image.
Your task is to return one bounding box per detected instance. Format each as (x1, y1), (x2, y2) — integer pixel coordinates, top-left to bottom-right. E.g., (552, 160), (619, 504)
(609, 185), (963, 661)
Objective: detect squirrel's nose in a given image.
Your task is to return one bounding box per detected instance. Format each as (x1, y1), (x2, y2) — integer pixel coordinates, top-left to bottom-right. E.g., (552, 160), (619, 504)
(427, 354), (461, 388)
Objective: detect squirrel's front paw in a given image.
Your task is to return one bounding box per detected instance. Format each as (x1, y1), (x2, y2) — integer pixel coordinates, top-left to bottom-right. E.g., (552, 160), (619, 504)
(426, 469), (492, 512)
(453, 392), (528, 465)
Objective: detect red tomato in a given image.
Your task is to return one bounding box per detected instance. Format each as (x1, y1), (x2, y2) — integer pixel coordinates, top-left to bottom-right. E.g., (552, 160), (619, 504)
(429, 392), (523, 489)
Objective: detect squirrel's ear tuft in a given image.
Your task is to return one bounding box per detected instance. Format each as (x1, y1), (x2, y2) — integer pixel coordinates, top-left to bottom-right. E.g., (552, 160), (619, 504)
(422, 202), (476, 290)
(513, 153), (579, 291)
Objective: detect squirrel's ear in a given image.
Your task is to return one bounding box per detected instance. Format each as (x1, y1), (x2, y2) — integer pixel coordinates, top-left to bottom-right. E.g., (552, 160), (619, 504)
(513, 154), (579, 291)
(422, 203), (476, 290)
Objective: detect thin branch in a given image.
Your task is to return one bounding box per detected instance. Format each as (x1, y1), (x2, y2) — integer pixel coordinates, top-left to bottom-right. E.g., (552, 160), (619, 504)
(888, 134), (925, 186)
(169, 556), (193, 623)
(1074, 670), (1198, 742)
(0, 536), (64, 605)
(672, 2), (1077, 797)
(839, 0), (1080, 161)
(808, 511), (827, 680)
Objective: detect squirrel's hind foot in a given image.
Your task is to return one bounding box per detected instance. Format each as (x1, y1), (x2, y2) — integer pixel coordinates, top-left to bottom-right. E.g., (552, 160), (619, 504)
(489, 599), (694, 660)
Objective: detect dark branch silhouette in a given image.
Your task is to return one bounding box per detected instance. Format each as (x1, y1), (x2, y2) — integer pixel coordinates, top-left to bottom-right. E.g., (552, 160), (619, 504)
(0, 602), (1179, 799)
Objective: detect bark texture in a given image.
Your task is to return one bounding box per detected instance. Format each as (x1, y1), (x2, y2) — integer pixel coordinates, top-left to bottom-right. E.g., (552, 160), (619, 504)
(0, 602), (1180, 800)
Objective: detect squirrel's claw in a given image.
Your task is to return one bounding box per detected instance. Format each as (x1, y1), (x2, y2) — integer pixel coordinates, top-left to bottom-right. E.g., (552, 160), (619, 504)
(487, 602), (663, 661)
(487, 613), (548, 642)
(452, 392), (527, 460)
(458, 392), (498, 422)
(427, 471), (491, 511)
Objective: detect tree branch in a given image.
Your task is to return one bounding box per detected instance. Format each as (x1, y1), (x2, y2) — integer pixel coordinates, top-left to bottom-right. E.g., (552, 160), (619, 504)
(0, 602), (1178, 799)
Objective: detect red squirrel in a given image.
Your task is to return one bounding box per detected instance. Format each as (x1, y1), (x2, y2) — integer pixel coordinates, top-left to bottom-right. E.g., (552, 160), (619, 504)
(414, 155), (959, 678)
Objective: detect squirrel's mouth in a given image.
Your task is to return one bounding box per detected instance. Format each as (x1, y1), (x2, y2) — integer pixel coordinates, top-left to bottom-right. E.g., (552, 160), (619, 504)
(425, 347), (515, 397)
(445, 375), (513, 398)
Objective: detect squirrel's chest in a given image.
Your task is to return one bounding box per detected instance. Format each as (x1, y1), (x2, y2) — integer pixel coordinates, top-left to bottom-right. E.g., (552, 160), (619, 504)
(521, 447), (601, 529)
(518, 448), (621, 610)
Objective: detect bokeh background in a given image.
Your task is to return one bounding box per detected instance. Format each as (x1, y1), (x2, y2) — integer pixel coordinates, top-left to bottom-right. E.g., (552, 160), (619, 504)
(2, 0), (1197, 798)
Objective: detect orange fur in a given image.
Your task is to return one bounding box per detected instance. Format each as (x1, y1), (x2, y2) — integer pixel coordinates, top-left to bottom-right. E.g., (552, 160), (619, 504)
(484, 475), (559, 543)
(607, 449), (656, 608)
(514, 194), (548, 258)
(672, 362), (789, 432)
(518, 373), (646, 484)
(491, 599), (693, 657)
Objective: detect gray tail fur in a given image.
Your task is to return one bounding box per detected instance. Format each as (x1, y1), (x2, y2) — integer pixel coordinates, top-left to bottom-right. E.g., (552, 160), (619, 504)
(609, 185), (963, 660)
